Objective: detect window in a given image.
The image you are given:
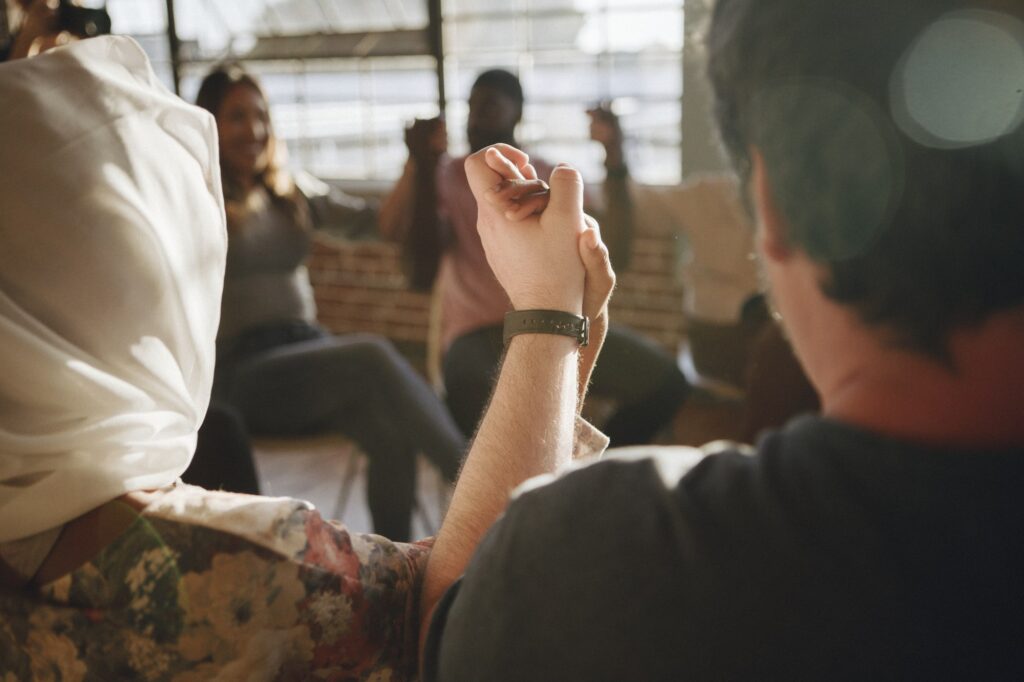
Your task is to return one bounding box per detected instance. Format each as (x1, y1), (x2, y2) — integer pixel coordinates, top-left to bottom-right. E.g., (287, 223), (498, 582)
(110, 0), (683, 184)
(443, 0), (684, 185)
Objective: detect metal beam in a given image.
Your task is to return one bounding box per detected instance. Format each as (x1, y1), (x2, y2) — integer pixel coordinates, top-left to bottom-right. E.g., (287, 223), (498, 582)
(223, 29), (432, 62)
(165, 0), (182, 95)
(427, 0), (445, 114)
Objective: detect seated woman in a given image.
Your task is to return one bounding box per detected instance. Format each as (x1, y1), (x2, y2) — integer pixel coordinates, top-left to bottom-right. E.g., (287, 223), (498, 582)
(194, 64), (467, 541)
(0, 37), (610, 678)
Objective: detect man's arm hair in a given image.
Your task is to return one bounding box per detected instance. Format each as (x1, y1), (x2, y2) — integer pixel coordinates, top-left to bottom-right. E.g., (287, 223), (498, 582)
(418, 146), (595, 665)
(419, 333), (579, 652)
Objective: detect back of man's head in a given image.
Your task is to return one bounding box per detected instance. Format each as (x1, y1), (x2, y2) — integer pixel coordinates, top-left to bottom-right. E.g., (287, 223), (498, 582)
(707, 0), (1024, 355)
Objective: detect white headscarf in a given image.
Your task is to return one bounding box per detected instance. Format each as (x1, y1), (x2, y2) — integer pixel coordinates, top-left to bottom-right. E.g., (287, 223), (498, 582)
(0, 36), (226, 543)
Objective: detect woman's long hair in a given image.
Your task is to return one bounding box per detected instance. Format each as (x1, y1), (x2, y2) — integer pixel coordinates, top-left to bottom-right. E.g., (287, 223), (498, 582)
(195, 63), (308, 232)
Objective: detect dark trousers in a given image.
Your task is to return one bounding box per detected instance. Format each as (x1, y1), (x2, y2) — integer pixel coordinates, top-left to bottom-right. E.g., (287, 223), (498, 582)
(217, 323), (467, 541)
(183, 404), (260, 495)
(443, 324), (689, 446)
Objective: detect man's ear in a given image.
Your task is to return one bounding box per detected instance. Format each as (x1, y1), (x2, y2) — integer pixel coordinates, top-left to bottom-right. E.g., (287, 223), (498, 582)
(750, 148), (792, 262)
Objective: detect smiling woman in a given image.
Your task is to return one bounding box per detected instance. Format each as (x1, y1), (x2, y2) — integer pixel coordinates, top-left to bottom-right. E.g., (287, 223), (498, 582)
(216, 83), (272, 180)
(195, 65), (300, 231)
(194, 63), (467, 543)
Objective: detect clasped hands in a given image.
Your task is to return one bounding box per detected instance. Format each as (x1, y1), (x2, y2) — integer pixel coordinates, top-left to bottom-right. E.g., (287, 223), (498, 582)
(465, 145), (614, 400)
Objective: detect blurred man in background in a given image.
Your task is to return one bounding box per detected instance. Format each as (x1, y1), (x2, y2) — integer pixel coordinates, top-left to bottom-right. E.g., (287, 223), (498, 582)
(381, 69), (689, 446)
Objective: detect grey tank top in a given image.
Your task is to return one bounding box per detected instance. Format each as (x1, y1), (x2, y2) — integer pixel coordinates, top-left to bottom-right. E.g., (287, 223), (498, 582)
(217, 188), (317, 347)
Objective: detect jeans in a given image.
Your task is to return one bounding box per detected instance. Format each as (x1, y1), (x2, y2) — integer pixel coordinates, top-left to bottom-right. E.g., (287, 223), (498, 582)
(216, 322), (466, 540)
(443, 324), (689, 446)
(184, 403), (259, 495)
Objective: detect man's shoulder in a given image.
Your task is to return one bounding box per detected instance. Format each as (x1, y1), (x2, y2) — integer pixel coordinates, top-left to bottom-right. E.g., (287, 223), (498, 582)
(428, 438), (785, 681)
(509, 438), (761, 517)
(480, 415), (884, 586)
(431, 418), (1024, 680)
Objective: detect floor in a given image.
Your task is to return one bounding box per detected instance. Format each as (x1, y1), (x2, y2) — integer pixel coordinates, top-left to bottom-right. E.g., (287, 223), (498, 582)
(252, 434), (449, 538)
(249, 391), (749, 543)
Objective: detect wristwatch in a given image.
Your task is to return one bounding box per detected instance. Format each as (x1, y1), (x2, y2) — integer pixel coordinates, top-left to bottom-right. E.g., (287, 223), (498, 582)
(503, 310), (590, 347)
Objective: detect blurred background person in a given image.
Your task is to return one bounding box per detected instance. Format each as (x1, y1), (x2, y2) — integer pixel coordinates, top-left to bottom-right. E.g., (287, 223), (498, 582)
(631, 176), (819, 442)
(196, 63), (466, 541)
(1, 0), (108, 61)
(380, 68), (690, 445)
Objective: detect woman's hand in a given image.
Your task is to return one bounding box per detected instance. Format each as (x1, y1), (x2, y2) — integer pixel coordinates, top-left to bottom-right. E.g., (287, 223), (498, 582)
(9, 0), (62, 60)
(404, 117), (447, 167)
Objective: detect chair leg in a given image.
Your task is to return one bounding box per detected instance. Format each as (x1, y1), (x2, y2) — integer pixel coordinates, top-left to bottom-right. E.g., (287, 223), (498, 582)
(331, 449), (364, 521)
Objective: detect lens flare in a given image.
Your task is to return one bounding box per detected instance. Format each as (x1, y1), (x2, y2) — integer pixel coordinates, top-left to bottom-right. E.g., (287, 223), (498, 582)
(891, 10), (1024, 149)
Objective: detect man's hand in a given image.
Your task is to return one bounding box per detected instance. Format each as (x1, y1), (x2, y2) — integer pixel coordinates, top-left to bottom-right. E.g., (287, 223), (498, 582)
(466, 144), (587, 315)
(486, 178), (550, 221)
(482, 152), (616, 405)
(404, 116), (447, 166)
(576, 220), (615, 405)
(482, 181), (614, 319)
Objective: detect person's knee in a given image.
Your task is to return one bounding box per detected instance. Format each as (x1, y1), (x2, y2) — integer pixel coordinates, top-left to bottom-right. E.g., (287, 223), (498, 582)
(203, 403), (246, 432)
(658, 366), (690, 405)
(340, 334), (405, 374)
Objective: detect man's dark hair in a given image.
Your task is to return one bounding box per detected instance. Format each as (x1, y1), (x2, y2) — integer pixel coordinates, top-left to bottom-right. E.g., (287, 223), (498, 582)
(707, 0), (1024, 354)
(472, 68), (525, 106)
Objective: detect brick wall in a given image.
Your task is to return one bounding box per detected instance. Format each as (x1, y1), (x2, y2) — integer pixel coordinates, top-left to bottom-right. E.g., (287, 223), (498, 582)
(307, 225), (687, 371)
(610, 233), (687, 350)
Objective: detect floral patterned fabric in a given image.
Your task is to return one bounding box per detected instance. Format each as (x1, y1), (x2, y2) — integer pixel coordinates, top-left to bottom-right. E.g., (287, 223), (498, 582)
(0, 484), (431, 681)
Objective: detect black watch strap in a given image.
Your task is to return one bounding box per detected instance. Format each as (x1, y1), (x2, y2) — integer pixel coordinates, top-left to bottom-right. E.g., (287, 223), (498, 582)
(503, 310), (590, 347)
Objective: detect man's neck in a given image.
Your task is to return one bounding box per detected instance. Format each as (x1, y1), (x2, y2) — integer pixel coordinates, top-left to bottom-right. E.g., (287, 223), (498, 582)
(470, 136), (517, 154)
(820, 309), (1024, 449)
(770, 251), (1024, 450)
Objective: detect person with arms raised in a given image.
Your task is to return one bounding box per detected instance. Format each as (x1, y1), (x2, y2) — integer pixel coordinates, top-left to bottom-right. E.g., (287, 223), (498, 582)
(381, 68), (689, 446)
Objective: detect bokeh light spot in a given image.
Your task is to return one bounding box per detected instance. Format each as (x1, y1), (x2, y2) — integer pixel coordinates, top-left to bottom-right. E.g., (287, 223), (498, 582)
(892, 10), (1024, 148)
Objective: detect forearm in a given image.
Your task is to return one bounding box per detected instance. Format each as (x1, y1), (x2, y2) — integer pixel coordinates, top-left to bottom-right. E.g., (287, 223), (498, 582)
(601, 170), (634, 270)
(378, 159), (417, 241)
(420, 334), (579, 639)
(403, 160), (445, 291)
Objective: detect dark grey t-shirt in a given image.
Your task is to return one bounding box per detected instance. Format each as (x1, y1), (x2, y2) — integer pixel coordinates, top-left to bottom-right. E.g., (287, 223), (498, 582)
(425, 416), (1024, 681)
